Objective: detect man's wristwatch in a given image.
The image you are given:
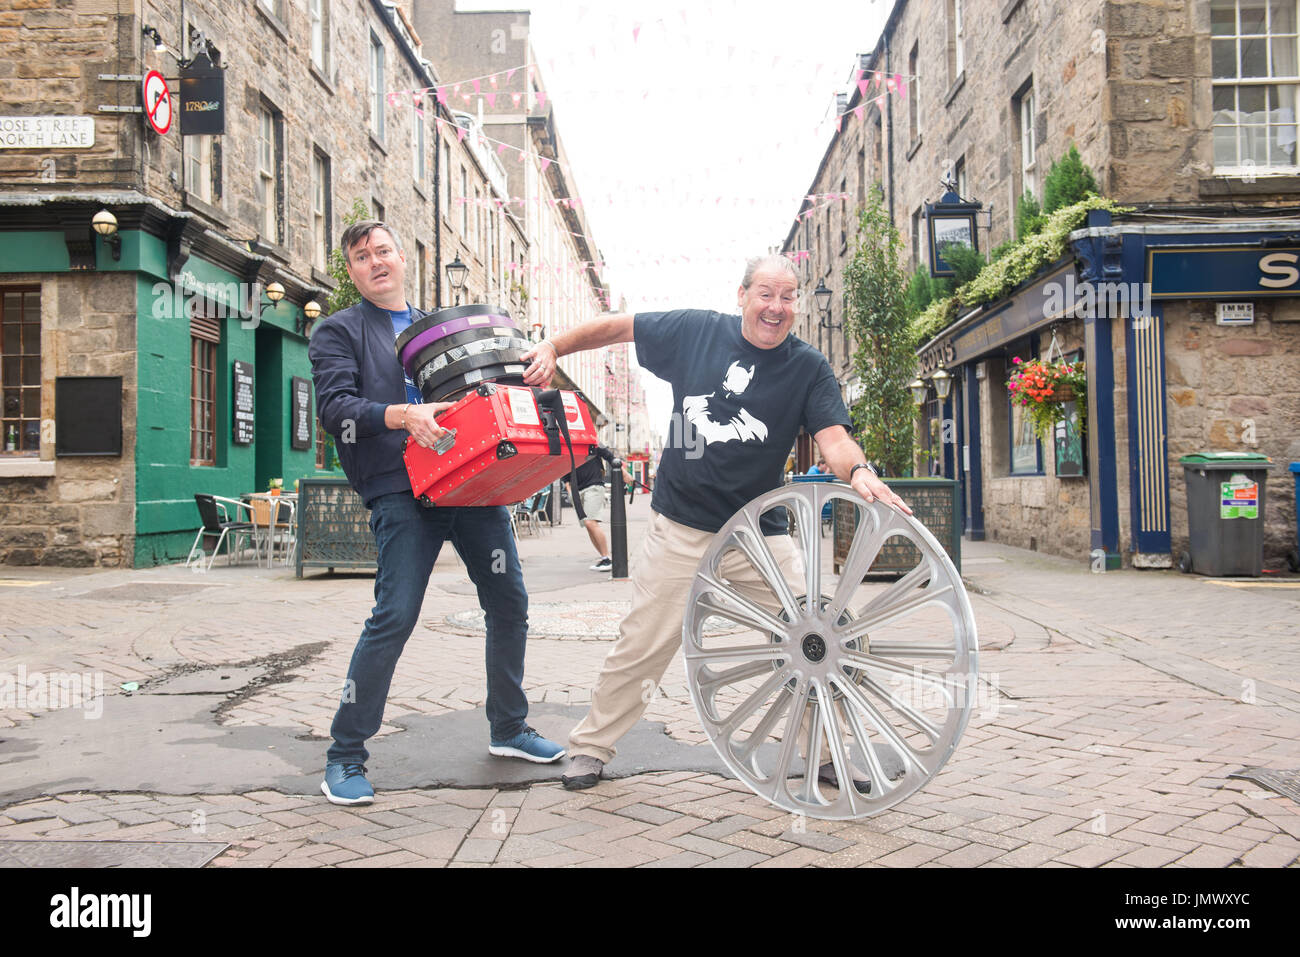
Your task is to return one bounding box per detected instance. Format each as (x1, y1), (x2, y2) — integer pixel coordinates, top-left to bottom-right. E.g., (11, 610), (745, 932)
(849, 463), (877, 481)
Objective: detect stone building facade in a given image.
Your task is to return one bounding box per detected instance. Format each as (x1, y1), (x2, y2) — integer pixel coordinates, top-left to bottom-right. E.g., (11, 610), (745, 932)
(0, 0), (536, 566)
(783, 0), (1300, 570)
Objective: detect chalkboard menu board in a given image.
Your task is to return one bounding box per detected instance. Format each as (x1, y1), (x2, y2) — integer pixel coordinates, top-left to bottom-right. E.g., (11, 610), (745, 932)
(291, 376), (312, 451)
(233, 360), (255, 445)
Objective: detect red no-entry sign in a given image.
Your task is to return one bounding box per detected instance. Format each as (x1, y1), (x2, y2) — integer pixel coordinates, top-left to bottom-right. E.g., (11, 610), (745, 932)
(142, 69), (172, 135)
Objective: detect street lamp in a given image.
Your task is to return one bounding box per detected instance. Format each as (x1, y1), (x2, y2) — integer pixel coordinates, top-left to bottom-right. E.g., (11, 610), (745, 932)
(932, 367), (952, 401)
(297, 299), (322, 336)
(91, 209), (121, 261)
(909, 378), (928, 406)
(529, 322), (546, 343)
(813, 279), (832, 318)
(445, 256), (468, 306)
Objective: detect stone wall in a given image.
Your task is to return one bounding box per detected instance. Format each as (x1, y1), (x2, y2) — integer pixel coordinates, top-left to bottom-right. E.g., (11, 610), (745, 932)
(0, 0), (138, 190)
(1163, 300), (1300, 565)
(0, 272), (136, 567)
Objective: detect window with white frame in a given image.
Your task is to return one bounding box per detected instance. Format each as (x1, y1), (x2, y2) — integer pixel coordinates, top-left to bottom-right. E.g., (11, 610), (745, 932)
(1212, 0), (1299, 172)
(311, 149), (330, 272)
(309, 0), (329, 74)
(412, 109), (426, 184)
(441, 141), (451, 214)
(257, 104), (282, 245)
(948, 0), (965, 82)
(1017, 84), (1037, 198)
(459, 166), (468, 235)
(908, 43), (922, 142)
(369, 32), (385, 140)
(186, 134), (215, 203)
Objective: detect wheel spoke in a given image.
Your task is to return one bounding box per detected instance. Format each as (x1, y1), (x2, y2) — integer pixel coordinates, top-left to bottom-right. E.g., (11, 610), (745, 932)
(819, 691), (863, 816)
(799, 691), (825, 805)
(713, 667), (796, 736)
(792, 492), (822, 605)
(826, 504), (885, 620)
(697, 658), (780, 696)
(852, 673), (945, 743)
(771, 677), (812, 800)
(685, 643), (789, 663)
(836, 648), (957, 703)
(840, 563), (952, 639)
(838, 688), (902, 797)
(728, 513), (801, 620)
(694, 576), (790, 638)
(864, 641), (958, 660)
(834, 674), (927, 775)
(732, 684), (793, 764)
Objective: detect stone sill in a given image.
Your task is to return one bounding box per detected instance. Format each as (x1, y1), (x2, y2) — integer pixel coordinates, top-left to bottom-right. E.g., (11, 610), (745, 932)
(0, 457), (55, 477)
(183, 191), (230, 230)
(309, 62), (335, 97)
(1001, 0), (1023, 22)
(254, 2), (290, 42)
(370, 132), (388, 156)
(907, 136), (924, 162)
(943, 71), (966, 109)
(1199, 175), (1300, 197)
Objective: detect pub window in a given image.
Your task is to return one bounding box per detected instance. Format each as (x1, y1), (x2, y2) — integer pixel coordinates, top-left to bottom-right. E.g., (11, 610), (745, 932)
(372, 198), (385, 223)
(183, 33), (222, 206)
(947, 0), (965, 83)
(911, 207), (923, 268)
(908, 42), (921, 142)
(1212, 0), (1299, 172)
(1015, 83), (1037, 199)
(1, 286), (41, 455)
(190, 304), (220, 467)
(257, 103), (284, 246)
(441, 140), (451, 215)
(309, 0), (330, 75)
(311, 148), (331, 273)
(459, 166), (469, 235)
(413, 106), (426, 185)
(1008, 345), (1042, 476)
(474, 187), (483, 258)
(839, 176), (847, 250)
(369, 31), (386, 141)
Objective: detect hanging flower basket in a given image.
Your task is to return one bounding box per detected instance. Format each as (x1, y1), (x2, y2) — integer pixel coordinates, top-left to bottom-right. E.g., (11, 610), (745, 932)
(1006, 357), (1087, 441)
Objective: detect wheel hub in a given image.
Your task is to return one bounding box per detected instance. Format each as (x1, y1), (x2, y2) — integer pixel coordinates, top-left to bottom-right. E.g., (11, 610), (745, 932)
(800, 633), (827, 663)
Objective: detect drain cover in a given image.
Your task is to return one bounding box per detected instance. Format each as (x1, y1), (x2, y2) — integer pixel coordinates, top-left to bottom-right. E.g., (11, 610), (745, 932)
(78, 583), (217, 602)
(1228, 767), (1300, 804)
(0, 840), (229, 868)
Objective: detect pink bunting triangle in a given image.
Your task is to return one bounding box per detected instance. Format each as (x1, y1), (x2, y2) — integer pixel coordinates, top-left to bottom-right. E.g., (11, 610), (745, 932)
(858, 78), (869, 97)
(472, 79), (481, 95)
(486, 92), (496, 108)
(854, 105), (865, 122)
(436, 87), (447, 105)
(507, 68), (516, 82)
(489, 75), (498, 89)
(496, 142), (508, 156)
(456, 125), (467, 143)
(536, 91), (547, 109)
(540, 157), (551, 172)
(512, 92), (522, 106)
(898, 77), (908, 99)
(633, 24), (641, 41)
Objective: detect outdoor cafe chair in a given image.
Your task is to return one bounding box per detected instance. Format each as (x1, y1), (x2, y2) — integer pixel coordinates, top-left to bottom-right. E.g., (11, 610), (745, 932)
(186, 494), (256, 571)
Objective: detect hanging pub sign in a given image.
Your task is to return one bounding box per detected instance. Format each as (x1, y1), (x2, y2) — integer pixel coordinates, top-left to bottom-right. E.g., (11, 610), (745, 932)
(179, 55), (225, 136)
(925, 190), (982, 279)
(291, 376), (312, 451)
(233, 360), (255, 445)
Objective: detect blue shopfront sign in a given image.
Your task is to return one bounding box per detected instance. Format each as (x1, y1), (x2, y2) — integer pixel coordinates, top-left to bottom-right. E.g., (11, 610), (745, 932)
(1148, 244), (1300, 298)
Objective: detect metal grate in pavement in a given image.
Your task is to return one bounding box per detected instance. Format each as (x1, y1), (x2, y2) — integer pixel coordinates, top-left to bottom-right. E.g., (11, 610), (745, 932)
(1228, 767), (1300, 804)
(0, 840), (229, 868)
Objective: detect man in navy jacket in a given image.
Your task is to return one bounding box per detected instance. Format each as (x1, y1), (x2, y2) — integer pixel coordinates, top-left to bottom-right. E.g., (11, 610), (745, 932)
(309, 221), (564, 806)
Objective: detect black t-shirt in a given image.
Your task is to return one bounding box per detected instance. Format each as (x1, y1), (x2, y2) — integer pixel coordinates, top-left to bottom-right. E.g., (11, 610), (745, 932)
(635, 309), (852, 534)
(574, 456), (605, 491)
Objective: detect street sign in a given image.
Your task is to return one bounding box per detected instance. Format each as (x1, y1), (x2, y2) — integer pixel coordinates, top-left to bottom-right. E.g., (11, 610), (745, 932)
(141, 69), (172, 135)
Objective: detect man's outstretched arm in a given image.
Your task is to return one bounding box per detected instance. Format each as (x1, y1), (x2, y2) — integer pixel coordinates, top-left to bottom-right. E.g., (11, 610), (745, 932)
(521, 313), (636, 387)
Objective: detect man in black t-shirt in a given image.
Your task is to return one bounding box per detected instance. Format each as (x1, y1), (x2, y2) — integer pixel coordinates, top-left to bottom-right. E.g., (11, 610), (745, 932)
(521, 254), (911, 792)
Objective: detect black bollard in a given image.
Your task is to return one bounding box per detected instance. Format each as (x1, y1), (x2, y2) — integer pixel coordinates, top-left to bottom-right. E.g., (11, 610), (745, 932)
(609, 457), (628, 580)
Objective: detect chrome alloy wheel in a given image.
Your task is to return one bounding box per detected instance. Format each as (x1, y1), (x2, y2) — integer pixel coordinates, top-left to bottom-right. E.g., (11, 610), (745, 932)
(682, 482), (978, 820)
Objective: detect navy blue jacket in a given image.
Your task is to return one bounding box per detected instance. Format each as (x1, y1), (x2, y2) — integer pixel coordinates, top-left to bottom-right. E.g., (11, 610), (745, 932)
(308, 297), (420, 507)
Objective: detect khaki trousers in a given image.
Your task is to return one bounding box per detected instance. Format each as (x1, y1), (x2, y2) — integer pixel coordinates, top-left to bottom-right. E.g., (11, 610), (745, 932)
(569, 510), (809, 764)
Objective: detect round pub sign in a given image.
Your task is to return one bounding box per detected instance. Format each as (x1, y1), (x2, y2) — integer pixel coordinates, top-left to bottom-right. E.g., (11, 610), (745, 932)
(141, 69), (172, 135)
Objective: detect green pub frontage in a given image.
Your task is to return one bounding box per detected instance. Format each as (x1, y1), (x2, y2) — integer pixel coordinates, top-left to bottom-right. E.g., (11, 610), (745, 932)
(914, 209), (1300, 573)
(0, 194), (342, 568)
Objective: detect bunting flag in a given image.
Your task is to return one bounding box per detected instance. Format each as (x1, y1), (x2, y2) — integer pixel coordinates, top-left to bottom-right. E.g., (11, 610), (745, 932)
(486, 92), (496, 108)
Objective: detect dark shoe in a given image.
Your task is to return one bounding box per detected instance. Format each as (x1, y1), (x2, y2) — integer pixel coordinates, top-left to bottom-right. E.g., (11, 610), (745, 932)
(561, 754), (604, 790)
(590, 556), (612, 570)
(818, 760), (872, 795)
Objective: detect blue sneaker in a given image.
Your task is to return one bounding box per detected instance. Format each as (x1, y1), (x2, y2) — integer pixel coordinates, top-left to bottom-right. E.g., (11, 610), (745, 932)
(488, 726), (566, 763)
(321, 763), (375, 805)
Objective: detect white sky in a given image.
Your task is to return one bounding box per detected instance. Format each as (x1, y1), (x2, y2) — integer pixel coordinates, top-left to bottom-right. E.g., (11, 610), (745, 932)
(455, 0), (893, 427)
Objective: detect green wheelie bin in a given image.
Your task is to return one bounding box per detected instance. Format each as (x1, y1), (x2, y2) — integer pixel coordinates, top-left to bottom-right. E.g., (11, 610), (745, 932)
(1177, 452), (1273, 577)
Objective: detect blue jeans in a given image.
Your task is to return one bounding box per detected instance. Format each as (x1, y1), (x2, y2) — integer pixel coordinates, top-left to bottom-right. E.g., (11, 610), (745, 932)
(327, 493), (530, 766)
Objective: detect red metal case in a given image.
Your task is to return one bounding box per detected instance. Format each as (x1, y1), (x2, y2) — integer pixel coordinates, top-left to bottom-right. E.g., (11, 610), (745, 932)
(403, 384), (598, 506)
